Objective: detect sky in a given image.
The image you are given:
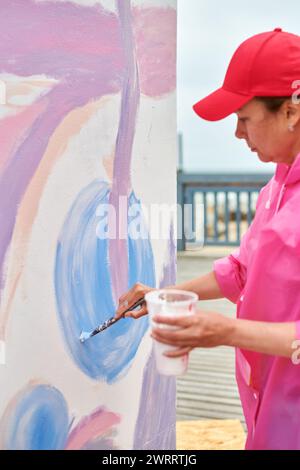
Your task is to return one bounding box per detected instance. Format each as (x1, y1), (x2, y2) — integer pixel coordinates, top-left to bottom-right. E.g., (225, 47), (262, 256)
(177, 0), (300, 173)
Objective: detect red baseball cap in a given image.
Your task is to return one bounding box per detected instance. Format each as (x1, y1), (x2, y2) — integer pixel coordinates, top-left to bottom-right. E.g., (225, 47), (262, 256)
(193, 28), (300, 121)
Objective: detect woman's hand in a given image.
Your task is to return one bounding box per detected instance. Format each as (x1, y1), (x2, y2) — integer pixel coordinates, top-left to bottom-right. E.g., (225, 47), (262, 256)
(151, 310), (235, 358)
(115, 282), (155, 319)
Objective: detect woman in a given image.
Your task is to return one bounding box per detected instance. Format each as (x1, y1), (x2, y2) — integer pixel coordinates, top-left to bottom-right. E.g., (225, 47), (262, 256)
(116, 28), (300, 450)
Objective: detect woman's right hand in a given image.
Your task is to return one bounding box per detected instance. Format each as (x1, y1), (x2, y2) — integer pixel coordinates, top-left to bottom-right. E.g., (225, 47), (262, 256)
(115, 283), (156, 320)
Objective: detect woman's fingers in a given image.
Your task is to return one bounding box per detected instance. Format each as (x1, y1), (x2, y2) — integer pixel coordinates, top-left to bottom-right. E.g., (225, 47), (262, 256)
(124, 305), (148, 319)
(115, 283), (154, 319)
(151, 328), (188, 346)
(153, 314), (195, 328)
(164, 346), (193, 358)
(115, 293), (136, 318)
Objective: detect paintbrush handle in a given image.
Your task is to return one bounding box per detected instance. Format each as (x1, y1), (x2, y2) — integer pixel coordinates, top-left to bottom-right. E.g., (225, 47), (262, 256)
(91, 316), (119, 336)
(90, 297), (145, 337)
(122, 297), (146, 315)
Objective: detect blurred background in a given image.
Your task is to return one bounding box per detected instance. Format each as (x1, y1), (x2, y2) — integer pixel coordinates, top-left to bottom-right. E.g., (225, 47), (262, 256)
(177, 0), (300, 173)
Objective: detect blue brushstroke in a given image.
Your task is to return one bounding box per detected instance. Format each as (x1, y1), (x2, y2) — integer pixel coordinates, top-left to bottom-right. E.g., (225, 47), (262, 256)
(4, 384), (69, 450)
(54, 180), (155, 382)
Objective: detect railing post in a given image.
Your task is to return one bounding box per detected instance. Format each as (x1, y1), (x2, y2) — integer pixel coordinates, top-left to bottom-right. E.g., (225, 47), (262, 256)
(247, 191), (252, 226)
(213, 191), (218, 242)
(236, 191), (241, 244)
(177, 169), (185, 251)
(203, 192), (207, 245)
(184, 188), (195, 244)
(225, 191), (229, 243)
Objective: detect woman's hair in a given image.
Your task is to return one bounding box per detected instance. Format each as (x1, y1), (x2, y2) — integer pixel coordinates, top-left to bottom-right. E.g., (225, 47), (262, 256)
(255, 96), (291, 113)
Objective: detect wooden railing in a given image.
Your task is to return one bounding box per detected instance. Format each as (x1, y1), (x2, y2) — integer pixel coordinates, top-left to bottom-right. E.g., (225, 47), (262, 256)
(177, 171), (272, 251)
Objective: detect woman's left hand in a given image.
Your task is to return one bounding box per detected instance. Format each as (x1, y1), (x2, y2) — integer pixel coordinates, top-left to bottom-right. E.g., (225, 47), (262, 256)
(151, 310), (234, 358)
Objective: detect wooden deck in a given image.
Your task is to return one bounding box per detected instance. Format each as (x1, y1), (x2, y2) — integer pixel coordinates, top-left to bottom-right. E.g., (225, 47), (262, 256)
(176, 252), (245, 425)
(176, 419), (245, 450)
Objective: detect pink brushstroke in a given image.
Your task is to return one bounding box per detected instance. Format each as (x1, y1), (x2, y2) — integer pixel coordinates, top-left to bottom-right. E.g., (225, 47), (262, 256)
(65, 407), (120, 450)
(133, 7), (177, 97)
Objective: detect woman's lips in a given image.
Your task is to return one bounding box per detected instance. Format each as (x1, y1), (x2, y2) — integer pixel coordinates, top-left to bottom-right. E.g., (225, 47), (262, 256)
(247, 143), (257, 152)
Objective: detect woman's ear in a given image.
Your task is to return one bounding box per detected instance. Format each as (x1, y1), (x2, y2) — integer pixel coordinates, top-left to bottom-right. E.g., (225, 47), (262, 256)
(285, 100), (300, 126)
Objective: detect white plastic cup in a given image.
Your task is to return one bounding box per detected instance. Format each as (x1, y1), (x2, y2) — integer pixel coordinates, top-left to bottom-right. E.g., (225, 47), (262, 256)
(145, 289), (198, 376)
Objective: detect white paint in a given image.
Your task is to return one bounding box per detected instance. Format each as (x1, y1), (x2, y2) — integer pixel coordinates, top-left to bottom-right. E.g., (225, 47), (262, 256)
(36, 0), (117, 12)
(0, 81), (6, 105)
(0, 341), (5, 365)
(35, 0), (176, 12)
(36, 0), (104, 6)
(132, 92), (177, 286)
(0, 74), (58, 119)
(132, 0), (176, 7)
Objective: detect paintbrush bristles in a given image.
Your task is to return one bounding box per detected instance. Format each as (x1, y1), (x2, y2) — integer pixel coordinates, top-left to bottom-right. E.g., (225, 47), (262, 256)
(79, 297), (145, 343)
(79, 331), (91, 343)
(79, 318), (116, 343)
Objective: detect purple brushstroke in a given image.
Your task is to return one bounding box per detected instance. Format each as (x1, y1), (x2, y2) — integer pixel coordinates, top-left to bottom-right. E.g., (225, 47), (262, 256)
(108, 0), (141, 304)
(133, 222), (177, 450)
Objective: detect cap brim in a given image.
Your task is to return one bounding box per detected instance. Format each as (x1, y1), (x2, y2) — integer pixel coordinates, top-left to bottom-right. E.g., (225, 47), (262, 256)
(193, 87), (253, 121)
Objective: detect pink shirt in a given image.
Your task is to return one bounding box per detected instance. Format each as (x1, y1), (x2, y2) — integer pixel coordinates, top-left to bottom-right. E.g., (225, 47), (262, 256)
(213, 152), (300, 450)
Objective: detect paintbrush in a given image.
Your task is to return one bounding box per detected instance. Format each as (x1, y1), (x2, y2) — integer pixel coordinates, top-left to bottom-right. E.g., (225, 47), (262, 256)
(79, 297), (146, 343)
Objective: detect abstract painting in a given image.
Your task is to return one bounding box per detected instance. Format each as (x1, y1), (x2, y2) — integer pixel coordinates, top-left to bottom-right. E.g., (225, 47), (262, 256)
(0, 0), (177, 450)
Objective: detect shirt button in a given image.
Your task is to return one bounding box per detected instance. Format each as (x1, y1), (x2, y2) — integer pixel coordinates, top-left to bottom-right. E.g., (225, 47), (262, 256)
(253, 392), (258, 400)
(240, 295), (244, 302)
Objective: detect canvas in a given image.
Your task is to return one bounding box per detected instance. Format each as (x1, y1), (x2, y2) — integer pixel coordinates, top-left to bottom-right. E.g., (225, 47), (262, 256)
(0, 0), (177, 450)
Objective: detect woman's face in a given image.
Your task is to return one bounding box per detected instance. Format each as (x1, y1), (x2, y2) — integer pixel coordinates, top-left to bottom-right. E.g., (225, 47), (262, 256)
(235, 98), (300, 165)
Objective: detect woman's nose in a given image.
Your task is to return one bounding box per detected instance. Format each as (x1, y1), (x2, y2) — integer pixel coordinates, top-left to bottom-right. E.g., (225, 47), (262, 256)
(235, 122), (247, 140)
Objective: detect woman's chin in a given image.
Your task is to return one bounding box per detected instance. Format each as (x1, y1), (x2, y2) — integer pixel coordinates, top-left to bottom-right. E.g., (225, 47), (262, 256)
(257, 152), (272, 163)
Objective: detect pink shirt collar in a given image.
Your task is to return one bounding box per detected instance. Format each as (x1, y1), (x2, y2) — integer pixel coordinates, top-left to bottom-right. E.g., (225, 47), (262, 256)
(275, 151), (300, 185)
